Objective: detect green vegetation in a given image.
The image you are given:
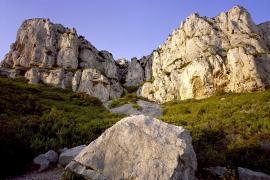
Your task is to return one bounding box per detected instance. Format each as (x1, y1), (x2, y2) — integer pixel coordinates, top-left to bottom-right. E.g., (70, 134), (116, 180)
(1, 75), (270, 179)
(124, 85), (139, 93)
(108, 92), (148, 108)
(0, 76), (124, 178)
(132, 103), (142, 110)
(62, 171), (86, 180)
(109, 93), (139, 108)
(162, 91), (270, 178)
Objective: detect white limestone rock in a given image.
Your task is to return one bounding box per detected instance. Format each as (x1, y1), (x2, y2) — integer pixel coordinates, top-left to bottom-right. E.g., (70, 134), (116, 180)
(139, 6), (270, 103)
(72, 68), (123, 102)
(1, 18), (124, 102)
(125, 57), (145, 87)
(66, 115), (197, 180)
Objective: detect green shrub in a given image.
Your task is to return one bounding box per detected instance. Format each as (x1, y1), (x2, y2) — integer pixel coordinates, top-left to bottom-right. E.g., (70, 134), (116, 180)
(162, 91), (270, 176)
(0, 76), (124, 178)
(132, 104), (142, 110)
(109, 93), (138, 108)
(62, 171), (86, 180)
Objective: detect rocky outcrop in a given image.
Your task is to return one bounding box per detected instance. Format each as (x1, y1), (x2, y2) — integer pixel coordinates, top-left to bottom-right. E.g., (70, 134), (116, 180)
(66, 115), (197, 180)
(0, 18), (124, 101)
(72, 68), (123, 101)
(124, 55), (152, 87)
(139, 6), (270, 103)
(2, 6), (270, 103)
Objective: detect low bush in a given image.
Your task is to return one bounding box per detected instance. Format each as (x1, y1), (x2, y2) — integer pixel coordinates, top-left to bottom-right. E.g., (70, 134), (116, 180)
(162, 91), (270, 178)
(0, 76), (124, 178)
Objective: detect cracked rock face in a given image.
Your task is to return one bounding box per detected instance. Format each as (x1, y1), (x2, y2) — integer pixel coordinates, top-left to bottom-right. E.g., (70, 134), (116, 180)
(66, 115), (197, 180)
(124, 55), (153, 87)
(1, 18), (124, 101)
(139, 6), (270, 103)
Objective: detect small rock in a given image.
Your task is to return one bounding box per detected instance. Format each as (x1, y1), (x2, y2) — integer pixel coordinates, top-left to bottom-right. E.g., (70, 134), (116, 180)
(33, 150), (58, 172)
(238, 167), (270, 180)
(58, 145), (86, 166)
(33, 155), (50, 172)
(44, 150), (58, 164)
(206, 166), (225, 178)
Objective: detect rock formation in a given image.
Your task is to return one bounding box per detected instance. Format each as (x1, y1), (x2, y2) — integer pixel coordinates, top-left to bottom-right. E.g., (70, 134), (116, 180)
(2, 6), (270, 103)
(124, 55), (152, 87)
(66, 115), (197, 180)
(139, 6), (270, 103)
(0, 18), (124, 101)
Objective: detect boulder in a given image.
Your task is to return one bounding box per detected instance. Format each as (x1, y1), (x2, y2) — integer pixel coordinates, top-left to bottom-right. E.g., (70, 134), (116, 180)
(58, 145), (86, 166)
(66, 115), (197, 180)
(238, 167), (270, 180)
(33, 150), (58, 172)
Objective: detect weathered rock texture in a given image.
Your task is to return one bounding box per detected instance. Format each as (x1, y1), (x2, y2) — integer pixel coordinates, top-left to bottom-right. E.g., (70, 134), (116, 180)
(66, 115), (197, 180)
(0, 18), (124, 101)
(139, 6), (270, 103)
(2, 6), (270, 103)
(124, 55), (152, 87)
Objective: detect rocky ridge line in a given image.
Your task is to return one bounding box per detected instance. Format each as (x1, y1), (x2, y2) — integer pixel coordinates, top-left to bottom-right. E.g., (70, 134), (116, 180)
(0, 18), (151, 101)
(138, 5), (270, 103)
(2, 6), (270, 103)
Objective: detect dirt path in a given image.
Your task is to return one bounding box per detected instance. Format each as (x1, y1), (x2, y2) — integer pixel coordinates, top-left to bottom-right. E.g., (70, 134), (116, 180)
(8, 167), (64, 180)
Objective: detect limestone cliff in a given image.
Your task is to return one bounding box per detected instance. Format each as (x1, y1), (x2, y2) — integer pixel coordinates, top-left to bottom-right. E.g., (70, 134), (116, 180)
(2, 6), (270, 103)
(139, 6), (270, 103)
(0, 18), (124, 101)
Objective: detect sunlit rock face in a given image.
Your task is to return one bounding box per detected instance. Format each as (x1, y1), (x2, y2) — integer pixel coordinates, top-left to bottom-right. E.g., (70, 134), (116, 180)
(66, 115), (197, 180)
(2, 6), (270, 103)
(1, 18), (124, 101)
(139, 6), (270, 103)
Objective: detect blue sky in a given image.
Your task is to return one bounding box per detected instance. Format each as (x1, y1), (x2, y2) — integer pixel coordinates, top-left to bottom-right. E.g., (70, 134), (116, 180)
(0, 0), (270, 60)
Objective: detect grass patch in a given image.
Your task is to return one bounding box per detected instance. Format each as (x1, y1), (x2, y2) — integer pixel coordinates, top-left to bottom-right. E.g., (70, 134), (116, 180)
(109, 93), (139, 108)
(132, 103), (142, 110)
(0, 76), (124, 178)
(162, 91), (270, 177)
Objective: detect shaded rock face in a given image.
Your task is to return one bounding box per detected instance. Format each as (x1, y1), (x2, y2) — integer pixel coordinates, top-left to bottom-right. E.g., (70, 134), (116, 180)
(124, 55), (152, 87)
(139, 6), (270, 103)
(1, 18), (124, 101)
(72, 68), (123, 102)
(238, 167), (270, 180)
(66, 115), (197, 180)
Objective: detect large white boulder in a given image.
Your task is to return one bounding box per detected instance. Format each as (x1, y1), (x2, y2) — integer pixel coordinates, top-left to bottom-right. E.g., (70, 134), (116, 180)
(66, 115), (197, 180)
